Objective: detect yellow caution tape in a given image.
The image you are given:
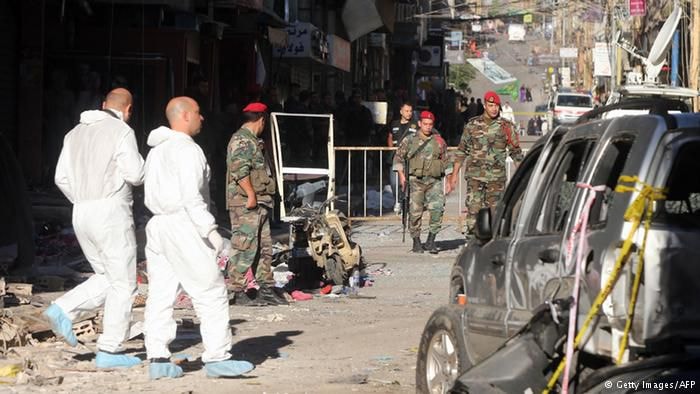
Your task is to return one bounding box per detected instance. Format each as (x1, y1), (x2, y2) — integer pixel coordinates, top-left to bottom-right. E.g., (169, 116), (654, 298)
(543, 176), (666, 393)
(0, 364), (21, 378)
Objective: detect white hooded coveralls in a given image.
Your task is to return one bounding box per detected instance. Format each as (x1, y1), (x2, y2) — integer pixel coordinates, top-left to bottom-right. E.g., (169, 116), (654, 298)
(143, 126), (231, 363)
(54, 109), (144, 353)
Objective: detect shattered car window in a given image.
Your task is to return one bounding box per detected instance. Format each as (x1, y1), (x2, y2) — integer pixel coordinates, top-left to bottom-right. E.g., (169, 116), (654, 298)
(533, 141), (591, 234)
(655, 141), (700, 225)
(588, 137), (634, 226)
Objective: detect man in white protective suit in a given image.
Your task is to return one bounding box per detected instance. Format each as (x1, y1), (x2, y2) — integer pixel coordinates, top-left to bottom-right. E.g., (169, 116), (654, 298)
(48, 87), (144, 368)
(142, 96), (255, 380)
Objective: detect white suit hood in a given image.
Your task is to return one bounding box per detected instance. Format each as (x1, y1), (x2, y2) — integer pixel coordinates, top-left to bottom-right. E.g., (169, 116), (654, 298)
(147, 126), (178, 147)
(144, 125), (216, 238)
(55, 110), (144, 203)
(79, 109), (125, 124)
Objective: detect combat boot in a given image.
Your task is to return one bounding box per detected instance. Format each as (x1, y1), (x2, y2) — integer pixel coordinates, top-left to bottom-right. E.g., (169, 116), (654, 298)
(258, 285), (289, 305)
(412, 237), (424, 253)
(423, 233), (439, 254)
(231, 290), (266, 307)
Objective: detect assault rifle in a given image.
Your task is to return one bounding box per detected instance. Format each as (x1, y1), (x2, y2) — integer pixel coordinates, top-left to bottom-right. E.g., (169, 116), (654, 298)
(402, 156), (410, 243)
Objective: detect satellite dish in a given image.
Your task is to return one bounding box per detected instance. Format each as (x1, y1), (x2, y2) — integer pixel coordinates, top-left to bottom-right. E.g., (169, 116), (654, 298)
(648, 4), (681, 66)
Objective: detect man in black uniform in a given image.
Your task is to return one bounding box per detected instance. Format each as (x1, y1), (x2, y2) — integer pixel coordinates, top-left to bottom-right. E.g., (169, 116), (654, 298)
(387, 101), (417, 213)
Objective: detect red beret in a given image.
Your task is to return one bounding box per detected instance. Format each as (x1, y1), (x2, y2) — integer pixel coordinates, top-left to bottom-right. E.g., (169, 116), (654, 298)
(484, 91), (501, 105)
(242, 102), (268, 113)
(420, 111), (435, 121)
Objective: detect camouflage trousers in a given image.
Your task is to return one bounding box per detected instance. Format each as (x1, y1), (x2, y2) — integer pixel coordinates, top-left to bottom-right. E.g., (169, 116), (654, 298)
(409, 176), (445, 238)
(464, 178), (505, 235)
(227, 205), (273, 291)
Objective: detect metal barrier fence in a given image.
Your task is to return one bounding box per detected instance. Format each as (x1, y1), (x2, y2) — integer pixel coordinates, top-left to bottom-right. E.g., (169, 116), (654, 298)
(332, 146), (467, 227)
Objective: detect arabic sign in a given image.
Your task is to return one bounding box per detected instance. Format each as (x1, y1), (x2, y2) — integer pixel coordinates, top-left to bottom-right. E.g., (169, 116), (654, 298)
(275, 22), (314, 58)
(466, 58), (517, 84)
(593, 42), (612, 76)
(328, 34), (350, 72)
(629, 0), (646, 16)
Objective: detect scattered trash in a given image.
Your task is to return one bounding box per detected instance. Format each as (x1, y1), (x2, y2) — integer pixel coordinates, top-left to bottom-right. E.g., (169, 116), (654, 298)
(255, 313), (286, 322)
(290, 290), (312, 301)
(319, 284), (333, 295)
(174, 292), (192, 309)
(5, 283), (33, 305)
(73, 319), (97, 341)
(368, 268), (392, 276)
(372, 355), (393, 362)
(132, 293), (147, 308)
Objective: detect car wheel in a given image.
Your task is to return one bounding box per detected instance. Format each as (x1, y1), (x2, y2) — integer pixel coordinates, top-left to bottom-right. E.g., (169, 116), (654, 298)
(324, 254), (346, 285)
(416, 305), (474, 394)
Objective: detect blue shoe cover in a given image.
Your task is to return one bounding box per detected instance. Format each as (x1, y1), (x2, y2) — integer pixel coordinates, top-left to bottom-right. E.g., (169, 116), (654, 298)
(204, 359), (254, 378)
(43, 304), (78, 347)
(149, 362), (183, 380)
(95, 351), (142, 368)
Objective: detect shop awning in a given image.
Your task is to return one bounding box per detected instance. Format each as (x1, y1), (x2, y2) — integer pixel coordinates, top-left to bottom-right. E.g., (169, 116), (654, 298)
(342, 0), (395, 42)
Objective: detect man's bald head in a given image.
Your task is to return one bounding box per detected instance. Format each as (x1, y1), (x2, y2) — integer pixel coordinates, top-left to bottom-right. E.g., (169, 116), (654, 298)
(103, 88), (133, 122)
(166, 96), (203, 136)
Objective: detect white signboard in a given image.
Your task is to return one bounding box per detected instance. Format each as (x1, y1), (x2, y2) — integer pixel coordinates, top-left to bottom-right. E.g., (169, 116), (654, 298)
(561, 67), (571, 87)
(559, 47), (578, 58)
(471, 23), (481, 32)
(466, 58), (517, 84)
(508, 24), (525, 41)
(593, 42), (612, 76)
(449, 31), (462, 49)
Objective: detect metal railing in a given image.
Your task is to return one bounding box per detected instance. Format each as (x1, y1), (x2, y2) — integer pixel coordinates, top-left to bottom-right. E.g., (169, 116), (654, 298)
(332, 146), (467, 228)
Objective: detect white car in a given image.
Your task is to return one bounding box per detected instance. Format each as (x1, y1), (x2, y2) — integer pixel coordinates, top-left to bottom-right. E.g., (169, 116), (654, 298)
(602, 84), (697, 118)
(549, 92), (593, 127)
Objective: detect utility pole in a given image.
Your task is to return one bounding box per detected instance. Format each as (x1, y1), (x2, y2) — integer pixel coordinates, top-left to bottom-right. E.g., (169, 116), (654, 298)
(610, 0), (616, 92)
(691, 0), (700, 111)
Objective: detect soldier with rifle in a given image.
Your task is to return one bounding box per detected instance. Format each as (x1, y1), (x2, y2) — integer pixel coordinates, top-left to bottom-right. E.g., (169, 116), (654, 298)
(393, 111), (452, 254)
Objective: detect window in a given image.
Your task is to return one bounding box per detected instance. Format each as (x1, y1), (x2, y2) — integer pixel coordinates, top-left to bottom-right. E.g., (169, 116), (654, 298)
(532, 141), (592, 234)
(655, 140), (700, 227)
(557, 95), (592, 107)
(498, 147), (541, 237)
(588, 138), (633, 226)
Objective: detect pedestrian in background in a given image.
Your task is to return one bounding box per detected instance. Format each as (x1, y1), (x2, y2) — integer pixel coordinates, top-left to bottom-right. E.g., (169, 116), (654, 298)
(393, 111), (452, 254)
(449, 91), (523, 240)
(501, 101), (516, 124)
(226, 102), (288, 306)
(49, 88), (144, 368)
(143, 96), (254, 379)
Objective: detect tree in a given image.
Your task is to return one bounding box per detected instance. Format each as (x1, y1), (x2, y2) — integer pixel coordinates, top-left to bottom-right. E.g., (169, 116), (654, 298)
(448, 63), (478, 94)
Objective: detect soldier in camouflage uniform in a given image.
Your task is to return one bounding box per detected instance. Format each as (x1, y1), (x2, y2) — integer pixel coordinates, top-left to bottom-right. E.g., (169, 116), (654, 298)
(226, 102), (287, 306)
(449, 91), (523, 240)
(393, 111), (453, 254)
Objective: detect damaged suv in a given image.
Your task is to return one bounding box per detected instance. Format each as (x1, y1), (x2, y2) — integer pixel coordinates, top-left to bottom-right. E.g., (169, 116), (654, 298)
(416, 104), (700, 393)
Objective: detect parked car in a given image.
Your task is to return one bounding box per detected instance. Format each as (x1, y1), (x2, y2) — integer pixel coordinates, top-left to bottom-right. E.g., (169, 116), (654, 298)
(602, 84), (698, 118)
(416, 104), (700, 393)
(549, 92), (593, 127)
